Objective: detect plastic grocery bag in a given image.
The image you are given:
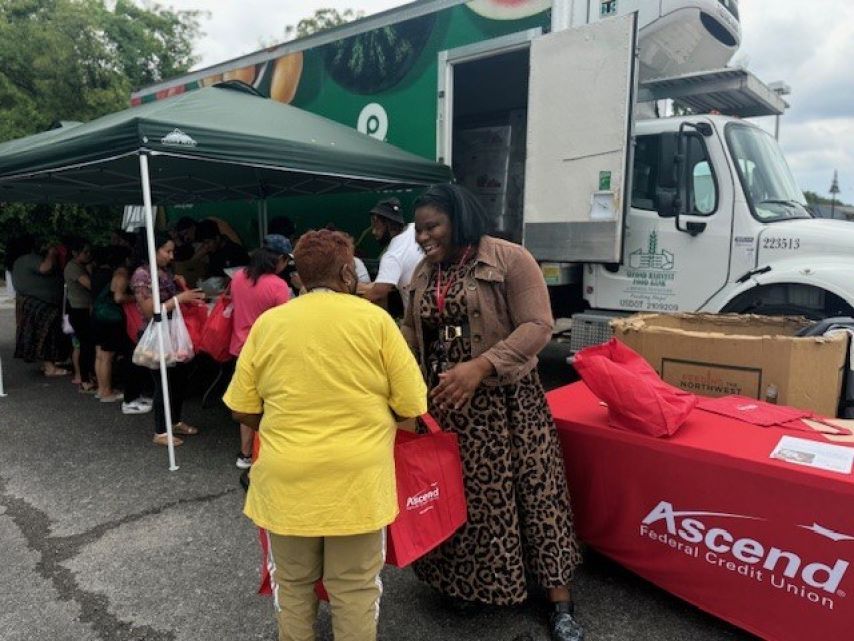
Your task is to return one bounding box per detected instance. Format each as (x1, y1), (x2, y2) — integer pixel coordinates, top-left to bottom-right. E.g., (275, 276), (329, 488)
(199, 288), (233, 363)
(180, 302), (208, 349)
(168, 299), (194, 363)
(61, 284), (74, 335)
(123, 301), (144, 344)
(132, 318), (175, 369)
(573, 338), (697, 437)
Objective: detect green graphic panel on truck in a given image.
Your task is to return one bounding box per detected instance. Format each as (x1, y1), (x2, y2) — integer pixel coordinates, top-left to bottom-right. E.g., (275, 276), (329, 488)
(140, 2), (550, 245)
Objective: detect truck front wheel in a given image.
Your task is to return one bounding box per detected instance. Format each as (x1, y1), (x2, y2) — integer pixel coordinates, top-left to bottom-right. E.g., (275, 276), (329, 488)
(721, 284), (854, 321)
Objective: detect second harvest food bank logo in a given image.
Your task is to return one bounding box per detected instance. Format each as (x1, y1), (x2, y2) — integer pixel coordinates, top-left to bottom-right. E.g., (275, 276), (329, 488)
(640, 500), (851, 611)
(629, 232), (674, 270)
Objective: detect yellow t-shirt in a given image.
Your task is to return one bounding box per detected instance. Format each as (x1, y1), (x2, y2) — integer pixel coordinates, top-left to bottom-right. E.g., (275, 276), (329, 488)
(223, 291), (427, 536)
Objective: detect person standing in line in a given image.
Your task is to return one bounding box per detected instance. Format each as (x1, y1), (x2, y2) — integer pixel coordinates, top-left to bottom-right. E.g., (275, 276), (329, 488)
(64, 237), (97, 393)
(108, 249), (153, 415)
(12, 238), (70, 376)
(357, 197), (423, 313)
(401, 183), (584, 641)
(90, 246), (130, 403)
(224, 229), (426, 641)
(131, 233), (206, 446)
(229, 234), (292, 469)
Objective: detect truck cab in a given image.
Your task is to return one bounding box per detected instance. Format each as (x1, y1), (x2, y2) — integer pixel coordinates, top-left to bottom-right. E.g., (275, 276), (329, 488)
(585, 114), (854, 320)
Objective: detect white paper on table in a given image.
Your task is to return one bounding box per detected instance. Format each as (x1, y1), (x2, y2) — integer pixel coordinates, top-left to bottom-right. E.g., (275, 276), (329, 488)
(770, 435), (854, 474)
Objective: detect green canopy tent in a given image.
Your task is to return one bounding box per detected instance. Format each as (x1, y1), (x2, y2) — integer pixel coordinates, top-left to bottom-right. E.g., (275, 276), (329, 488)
(0, 82), (451, 469)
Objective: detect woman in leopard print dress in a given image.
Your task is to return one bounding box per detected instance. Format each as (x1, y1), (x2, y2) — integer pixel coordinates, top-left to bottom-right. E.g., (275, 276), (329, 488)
(401, 184), (584, 641)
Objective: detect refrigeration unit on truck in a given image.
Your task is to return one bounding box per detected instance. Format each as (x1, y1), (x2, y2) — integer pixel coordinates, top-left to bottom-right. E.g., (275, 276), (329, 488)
(134, 0), (854, 339)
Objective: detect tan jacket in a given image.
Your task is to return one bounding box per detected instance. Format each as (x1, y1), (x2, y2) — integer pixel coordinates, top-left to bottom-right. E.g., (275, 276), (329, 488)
(401, 235), (554, 386)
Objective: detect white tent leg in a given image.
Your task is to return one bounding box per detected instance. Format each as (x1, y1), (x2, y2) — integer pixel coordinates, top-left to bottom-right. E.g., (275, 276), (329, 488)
(139, 152), (179, 472)
(0, 354), (7, 397)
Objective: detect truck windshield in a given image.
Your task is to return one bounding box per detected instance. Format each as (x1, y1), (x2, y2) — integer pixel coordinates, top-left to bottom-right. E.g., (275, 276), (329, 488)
(726, 123), (811, 222)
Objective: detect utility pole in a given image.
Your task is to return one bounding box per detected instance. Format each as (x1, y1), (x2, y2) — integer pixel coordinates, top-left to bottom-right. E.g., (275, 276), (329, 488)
(830, 170), (840, 219)
(768, 81), (791, 140)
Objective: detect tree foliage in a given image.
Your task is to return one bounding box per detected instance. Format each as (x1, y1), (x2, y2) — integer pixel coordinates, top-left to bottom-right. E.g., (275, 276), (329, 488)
(0, 0), (201, 264)
(803, 189), (849, 206)
(284, 7), (363, 40)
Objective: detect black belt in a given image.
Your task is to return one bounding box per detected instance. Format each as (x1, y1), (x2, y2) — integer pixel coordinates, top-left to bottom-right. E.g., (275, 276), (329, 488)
(440, 324), (470, 342)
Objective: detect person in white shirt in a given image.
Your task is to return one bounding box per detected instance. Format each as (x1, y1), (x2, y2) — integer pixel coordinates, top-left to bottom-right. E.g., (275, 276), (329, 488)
(353, 256), (371, 284)
(357, 198), (423, 312)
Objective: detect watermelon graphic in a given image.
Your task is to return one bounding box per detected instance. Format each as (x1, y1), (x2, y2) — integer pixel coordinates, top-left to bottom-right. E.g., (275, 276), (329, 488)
(466, 0), (551, 20)
(325, 14), (436, 95)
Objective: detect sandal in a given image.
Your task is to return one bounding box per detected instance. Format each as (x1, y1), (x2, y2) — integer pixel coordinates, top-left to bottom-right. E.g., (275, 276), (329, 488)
(78, 382), (97, 394)
(44, 368), (70, 378)
(172, 421), (199, 436)
(153, 433), (183, 446)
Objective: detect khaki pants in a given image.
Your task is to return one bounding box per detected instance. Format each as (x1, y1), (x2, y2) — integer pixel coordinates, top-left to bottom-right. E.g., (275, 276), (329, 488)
(268, 529), (385, 641)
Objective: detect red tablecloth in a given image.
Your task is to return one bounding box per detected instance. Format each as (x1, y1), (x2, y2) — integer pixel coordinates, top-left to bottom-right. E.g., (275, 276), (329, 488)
(548, 382), (854, 641)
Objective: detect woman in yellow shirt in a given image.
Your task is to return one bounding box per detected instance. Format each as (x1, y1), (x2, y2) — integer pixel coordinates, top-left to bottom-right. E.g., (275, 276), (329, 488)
(224, 229), (426, 641)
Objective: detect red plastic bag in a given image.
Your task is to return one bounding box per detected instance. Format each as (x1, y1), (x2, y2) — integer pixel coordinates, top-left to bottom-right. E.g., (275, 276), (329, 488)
(180, 302), (208, 351)
(573, 338), (697, 437)
(386, 414), (468, 568)
(123, 301), (143, 344)
(199, 289), (233, 363)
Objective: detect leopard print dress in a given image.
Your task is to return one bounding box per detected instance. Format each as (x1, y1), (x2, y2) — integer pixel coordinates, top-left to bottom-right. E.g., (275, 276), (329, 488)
(411, 256), (581, 605)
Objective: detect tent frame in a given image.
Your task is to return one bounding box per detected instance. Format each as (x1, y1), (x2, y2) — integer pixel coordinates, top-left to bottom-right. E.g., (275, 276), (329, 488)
(139, 152), (180, 470)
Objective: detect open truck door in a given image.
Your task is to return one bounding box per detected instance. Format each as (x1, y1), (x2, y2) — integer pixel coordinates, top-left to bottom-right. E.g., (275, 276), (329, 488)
(524, 13), (638, 263)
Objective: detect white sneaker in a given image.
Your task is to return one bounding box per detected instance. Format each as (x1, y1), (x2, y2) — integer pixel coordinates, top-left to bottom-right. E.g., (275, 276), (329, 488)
(236, 453), (253, 469)
(122, 400), (153, 415)
(139, 396), (153, 406)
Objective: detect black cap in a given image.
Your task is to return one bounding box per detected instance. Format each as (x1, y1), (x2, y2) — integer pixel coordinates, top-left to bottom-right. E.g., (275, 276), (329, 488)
(369, 198), (404, 225)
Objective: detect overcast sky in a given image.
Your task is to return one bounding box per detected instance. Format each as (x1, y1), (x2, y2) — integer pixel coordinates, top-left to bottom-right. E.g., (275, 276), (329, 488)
(161, 0), (853, 200)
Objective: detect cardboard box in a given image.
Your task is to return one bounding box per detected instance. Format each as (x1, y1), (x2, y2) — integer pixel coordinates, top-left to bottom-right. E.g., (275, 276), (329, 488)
(611, 313), (849, 416)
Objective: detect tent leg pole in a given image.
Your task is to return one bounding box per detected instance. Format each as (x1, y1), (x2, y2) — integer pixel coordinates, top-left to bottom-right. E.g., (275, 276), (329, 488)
(139, 152), (179, 472)
(262, 200), (268, 238)
(0, 355), (7, 397)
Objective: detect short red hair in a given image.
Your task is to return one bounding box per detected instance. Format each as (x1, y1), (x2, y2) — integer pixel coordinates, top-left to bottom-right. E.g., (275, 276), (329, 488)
(293, 229), (354, 289)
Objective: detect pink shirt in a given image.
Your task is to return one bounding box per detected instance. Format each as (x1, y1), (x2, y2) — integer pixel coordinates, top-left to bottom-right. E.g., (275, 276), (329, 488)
(229, 269), (290, 356)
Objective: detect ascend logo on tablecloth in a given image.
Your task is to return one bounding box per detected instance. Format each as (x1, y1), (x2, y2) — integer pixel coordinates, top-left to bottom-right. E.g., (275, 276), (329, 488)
(406, 484), (439, 512)
(639, 500), (850, 610)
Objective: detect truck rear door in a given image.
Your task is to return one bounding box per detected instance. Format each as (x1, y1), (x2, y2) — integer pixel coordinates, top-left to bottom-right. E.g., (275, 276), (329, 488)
(523, 12), (638, 263)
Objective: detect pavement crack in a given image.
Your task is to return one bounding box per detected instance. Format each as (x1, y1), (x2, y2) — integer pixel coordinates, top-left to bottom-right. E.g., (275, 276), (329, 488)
(0, 477), (237, 641)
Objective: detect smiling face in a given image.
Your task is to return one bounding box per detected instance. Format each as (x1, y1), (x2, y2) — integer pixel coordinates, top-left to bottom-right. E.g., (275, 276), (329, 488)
(414, 204), (455, 264)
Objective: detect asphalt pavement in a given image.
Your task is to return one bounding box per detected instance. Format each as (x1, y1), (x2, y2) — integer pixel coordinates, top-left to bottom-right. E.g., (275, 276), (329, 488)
(0, 307), (754, 641)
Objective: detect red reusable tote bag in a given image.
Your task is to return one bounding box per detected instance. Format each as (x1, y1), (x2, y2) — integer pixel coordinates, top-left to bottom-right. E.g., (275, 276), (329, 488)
(199, 288), (233, 363)
(122, 301), (144, 343)
(180, 302), (208, 350)
(573, 338), (697, 437)
(386, 414), (468, 568)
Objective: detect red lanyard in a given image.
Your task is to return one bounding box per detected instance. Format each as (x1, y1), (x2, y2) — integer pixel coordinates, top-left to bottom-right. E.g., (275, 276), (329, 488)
(435, 246), (472, 316)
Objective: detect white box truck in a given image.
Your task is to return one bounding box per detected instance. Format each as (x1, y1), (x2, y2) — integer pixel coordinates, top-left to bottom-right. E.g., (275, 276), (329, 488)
(134, 0), (854, 342)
